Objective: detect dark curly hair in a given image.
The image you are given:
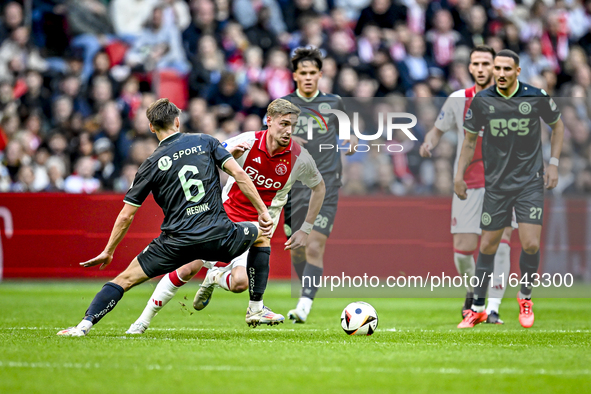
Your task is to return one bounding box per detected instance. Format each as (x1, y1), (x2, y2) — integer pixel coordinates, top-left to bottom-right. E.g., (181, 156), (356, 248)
(290, 47), (323, 71)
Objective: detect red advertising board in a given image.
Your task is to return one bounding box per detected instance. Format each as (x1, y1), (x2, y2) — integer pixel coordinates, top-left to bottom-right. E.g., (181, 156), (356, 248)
(1, 193), (585, 280)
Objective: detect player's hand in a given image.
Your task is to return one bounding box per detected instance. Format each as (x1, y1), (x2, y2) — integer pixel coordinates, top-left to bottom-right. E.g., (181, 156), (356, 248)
(341, 134), (359, 156)
(544, 165), (559, 189)
(80, 251), (113, 270)
(258, 211), (273, 237)
(284, 230), (308, 250)
(454, 178), (468, 200)
(291, 136), (307, 146)
(419, 142), (433, 158)
(228, 142), (250, 159)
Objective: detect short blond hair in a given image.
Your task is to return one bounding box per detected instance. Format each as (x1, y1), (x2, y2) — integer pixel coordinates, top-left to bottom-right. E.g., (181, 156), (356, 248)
(267, 98), (301, 118)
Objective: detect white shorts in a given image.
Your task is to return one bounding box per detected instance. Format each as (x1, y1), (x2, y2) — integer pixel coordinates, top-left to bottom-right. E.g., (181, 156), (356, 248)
(451, 188), (517, 235)
(202, 217), (280, 270)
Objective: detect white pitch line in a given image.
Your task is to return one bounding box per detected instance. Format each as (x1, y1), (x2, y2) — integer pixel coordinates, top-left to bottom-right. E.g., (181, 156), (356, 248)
(0, 361), (589, 376)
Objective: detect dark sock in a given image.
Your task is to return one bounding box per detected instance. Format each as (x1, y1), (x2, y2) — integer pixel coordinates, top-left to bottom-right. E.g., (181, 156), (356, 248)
(301, 264), (323, 299)
(293, 261), (307, 281)
(473, 253), (496, 307)
(519, 249), (540, 297)
(247, 246), (271, 302)
(84, 282), (124, 324)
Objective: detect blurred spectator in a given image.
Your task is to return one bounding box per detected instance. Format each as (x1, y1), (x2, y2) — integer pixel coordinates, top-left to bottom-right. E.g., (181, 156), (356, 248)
(44, 156), (66, 192)
(283, 0), (322, 33)
(161, 0), (192, 31)
(425, 9), (462, 69)
(126, 5), (189, 74)
(0, 2), (23, 45)
(375, 62), (403, 96)
(11, 164), (37, 192)
(18, 70), (51, 121)
(233, 0), (288, 36)
(461, 5), (488, 48)
(110, 0), (159, 39)
(184, 97), (207, 133)
(64, 156), (100, 193)
(398, 34), (430, 91)
(262, 48), (293, 99)
(95, 102), (132, 170)
(189, 35), (225, 98)
(354, 0), (407, 36)
(207, 72), (243, 113)
(244, 7), (279, 55)
(93, 137), (116, 190)
(182, 0), (221, 60)
(59, 74), (92, 117)
(519, 38), (553, 84)
(114, 163), (138, 192)
(0, 26), (48, 80)
(2, 139), (27, 181)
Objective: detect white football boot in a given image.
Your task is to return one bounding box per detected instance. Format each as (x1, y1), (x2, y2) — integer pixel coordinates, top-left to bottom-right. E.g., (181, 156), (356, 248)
(245, 306), (285, 327)
(56, 326), (89, 337)
(193, 267), (224, 310)
(126, 320), (149, 334)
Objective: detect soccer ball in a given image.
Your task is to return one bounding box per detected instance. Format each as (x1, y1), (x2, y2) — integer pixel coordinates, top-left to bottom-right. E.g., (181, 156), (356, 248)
(340, 302), (378, 336)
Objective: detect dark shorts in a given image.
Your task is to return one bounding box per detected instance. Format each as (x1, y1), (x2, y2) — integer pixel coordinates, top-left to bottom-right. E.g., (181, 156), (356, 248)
(481, 176), (544, 231)
(137, 222), (258, 278)
(283, 186), (339, 238)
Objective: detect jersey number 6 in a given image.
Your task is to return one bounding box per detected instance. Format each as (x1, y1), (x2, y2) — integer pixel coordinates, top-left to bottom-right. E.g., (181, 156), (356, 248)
(178, 165), (205, 203)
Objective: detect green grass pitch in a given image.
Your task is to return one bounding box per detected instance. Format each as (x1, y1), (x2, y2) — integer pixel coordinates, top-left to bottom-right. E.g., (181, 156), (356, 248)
(1, 280), (590, 394)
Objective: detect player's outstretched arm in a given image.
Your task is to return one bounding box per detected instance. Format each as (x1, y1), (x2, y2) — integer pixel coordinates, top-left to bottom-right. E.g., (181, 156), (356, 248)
(545, 118), (564, 190)
(285, 179), (326, 250)
(419, 127), (444, 158)
(81, 203), (139, 270)
(222, 158), (273, 236)
(454, 130), (478, 200)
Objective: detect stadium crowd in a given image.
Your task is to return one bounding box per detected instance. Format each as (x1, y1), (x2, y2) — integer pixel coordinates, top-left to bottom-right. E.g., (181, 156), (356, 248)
(1, 0), (591, 195)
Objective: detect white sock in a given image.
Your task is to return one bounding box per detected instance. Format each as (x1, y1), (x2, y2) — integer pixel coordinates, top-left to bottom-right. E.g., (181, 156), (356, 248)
(217, 271), (231, 291)
(249, 300), (263, 312)
(454, 252), (476, 292)
(487, 242), (511, 315)
(297, 297), (313, 314)
(138, 272), (182, 325)
(472, 304), (485, 313)
(76, 319), (93, 332)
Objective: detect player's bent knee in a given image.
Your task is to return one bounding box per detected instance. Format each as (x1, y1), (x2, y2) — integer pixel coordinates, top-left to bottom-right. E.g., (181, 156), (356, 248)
(522, 240), (540, 254)
(306, 240), (325, 261)
(291, 248), (306, 264)
(231, 278), (248, 293)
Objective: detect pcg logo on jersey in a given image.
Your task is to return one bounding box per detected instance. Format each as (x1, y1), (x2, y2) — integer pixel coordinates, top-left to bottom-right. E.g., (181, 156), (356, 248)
(304, 107), (418, 154)
(481, 212), (492, 226)
(158, 156), (172, 171)
(490, 118), (530, 137)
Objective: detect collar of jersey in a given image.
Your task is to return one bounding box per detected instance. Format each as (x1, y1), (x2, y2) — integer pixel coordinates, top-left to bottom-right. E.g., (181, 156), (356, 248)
(296, 89), (320, 102)
(158, 131), (181, 146)
(258, 130), (292, 157)
(496, 80), (520, 99)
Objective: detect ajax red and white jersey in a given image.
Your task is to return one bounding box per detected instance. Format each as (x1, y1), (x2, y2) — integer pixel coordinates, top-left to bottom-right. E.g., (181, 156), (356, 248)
(434, 86), (485, 189)
(221, 130), (323, 222)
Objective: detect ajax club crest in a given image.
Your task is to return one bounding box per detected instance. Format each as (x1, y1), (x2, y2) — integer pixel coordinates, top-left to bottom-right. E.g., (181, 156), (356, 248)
(276, 163), (288, 176)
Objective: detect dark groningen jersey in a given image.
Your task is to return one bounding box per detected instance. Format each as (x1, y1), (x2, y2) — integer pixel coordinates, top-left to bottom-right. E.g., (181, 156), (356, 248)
(282, 90), (345, 188)
(124, 132), (234, 243)
(463, 81), (561, 192)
